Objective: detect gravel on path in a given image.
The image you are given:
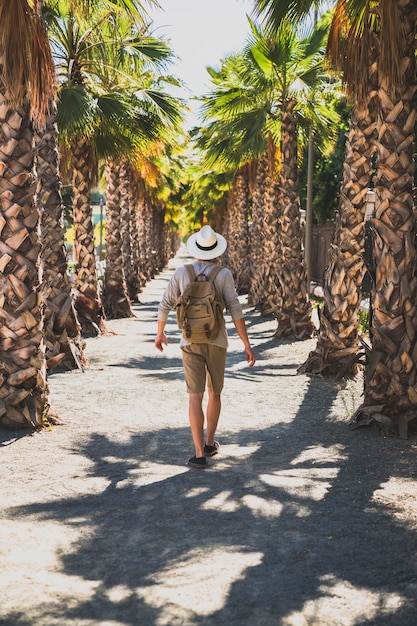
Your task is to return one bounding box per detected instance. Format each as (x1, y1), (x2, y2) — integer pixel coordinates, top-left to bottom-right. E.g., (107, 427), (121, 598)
(1, 248), (417, 626)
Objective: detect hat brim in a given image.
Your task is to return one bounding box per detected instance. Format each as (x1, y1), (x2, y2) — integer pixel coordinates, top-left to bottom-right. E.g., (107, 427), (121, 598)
(186, 232), (227, 260)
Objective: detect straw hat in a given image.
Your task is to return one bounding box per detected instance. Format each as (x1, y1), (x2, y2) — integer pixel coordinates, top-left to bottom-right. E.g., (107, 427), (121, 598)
(186, 225), (227, 260)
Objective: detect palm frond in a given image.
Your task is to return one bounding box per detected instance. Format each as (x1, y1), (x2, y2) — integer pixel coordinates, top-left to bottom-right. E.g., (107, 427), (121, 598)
(252, 0), (315, 33)
(0, 0), (56, 125)
(57, 83), (96, 138)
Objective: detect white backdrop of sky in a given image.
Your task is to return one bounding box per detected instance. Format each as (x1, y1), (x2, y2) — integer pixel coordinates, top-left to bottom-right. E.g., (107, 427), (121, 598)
(146, 0), (254, 127)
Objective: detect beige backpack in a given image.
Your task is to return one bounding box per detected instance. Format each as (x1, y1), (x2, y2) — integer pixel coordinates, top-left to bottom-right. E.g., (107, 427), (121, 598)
(176, 265), (225, 342)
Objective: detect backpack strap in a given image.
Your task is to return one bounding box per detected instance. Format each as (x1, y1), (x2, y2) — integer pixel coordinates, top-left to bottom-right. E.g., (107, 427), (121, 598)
(184, 264), (197, 281)
(207, 265), (223, 284)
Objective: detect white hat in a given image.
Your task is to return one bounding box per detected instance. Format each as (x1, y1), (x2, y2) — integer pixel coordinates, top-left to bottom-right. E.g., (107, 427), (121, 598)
(186, 225), (227, 260)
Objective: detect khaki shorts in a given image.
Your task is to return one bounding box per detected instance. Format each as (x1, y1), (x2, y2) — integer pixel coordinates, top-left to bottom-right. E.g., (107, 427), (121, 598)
(181, 343), (227, 395)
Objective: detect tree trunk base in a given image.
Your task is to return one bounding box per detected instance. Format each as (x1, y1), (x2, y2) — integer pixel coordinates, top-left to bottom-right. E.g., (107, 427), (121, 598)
(74, 290), (109, 337)
(349, 403), (416, 439)
(0, 414), (35, 431)
(0, 408), (64, 431)
(102, 283), (134, 320)
(298, 346), (363, 378)
(46, 337), (88, 373)
(44, 292), (86, 373)
(275, 322), (315, 341)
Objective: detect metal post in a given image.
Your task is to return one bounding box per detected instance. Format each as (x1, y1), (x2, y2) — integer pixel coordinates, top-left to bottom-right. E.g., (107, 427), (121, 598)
(305, 133), (314, 294)
(99, 197), (104, 260)
(305, 4), (318, 297)
(363, 188), (376, 345)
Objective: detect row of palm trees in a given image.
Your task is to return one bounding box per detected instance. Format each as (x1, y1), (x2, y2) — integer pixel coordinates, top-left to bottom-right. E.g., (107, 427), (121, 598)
(249, 0), (417, 437)
(192, 14), (338, 340)
(2, 0), (417, 439)
(0, 0), (185, 428)
(184, 0), (417, 437)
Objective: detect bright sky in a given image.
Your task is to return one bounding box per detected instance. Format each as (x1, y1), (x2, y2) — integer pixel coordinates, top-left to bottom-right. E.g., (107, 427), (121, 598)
(147, 0), (254, 127)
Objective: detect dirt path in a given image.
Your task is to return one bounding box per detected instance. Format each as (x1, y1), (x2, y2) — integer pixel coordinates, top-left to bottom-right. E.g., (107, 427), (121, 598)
(1, 247), (417, 626)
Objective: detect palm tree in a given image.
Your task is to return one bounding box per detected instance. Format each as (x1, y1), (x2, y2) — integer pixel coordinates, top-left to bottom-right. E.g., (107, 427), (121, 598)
(118, 158), (141, 301)
(198, 53), (283, 314)
(52, 8), (130, 334)
(258, 0), (417, 436)
(289, 2), (382, 377)
(350, 0), (417, 437)
(51, 5), (182, 332)
(299, 95), (378, 376)
(0, 0), (162, 428)
(34, 100), (86, 370)
(251, 16), (339, 338)
(102, 160), (133, 318)
(191, 113), (252, 289)
(199, 19), (336, 338)
(0, 1), (55, 428)
(228, 165), (252, 293)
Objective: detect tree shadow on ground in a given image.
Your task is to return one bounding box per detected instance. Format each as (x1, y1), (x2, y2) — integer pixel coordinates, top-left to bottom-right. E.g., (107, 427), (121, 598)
(4, 372), (417, 625)
(4, 260), (417, 624)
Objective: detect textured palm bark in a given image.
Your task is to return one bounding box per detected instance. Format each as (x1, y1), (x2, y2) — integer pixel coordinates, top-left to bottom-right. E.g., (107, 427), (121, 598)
(210, 201), (228, 258)
(248, 156), (268, 307)
(119, 160), (140, 302)
(275, 102), (314, 339)
(299, 104), (376, 376)
(71, 137), (106, 336)
(0, 98), (49, 429)
(227, 169), (251, 293)
(218, 191), (231, 268)
(35, 106), (85, 371)
(136, 188), (148, 290)
(350, 1), (417, 438)
(102, 161), (133, 319)
(128, 179), (142, 300)
(261, 165), (283, 316)
(143, 195), (157, 280)
(152, 199), (165, 273)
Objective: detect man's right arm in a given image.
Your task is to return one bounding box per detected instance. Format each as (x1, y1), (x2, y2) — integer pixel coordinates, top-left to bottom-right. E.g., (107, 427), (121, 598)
(155, 268), (183, 352)
(155, 320), (168, 352)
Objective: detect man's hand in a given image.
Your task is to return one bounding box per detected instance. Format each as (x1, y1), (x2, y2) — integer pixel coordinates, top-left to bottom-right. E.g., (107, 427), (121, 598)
(245, 345), (256, 367)
(155, 333), (168, 352)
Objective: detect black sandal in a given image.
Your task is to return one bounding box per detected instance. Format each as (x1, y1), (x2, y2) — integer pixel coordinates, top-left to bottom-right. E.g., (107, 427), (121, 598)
(187, 456), (207, 469)
(204, 441), (220, 457)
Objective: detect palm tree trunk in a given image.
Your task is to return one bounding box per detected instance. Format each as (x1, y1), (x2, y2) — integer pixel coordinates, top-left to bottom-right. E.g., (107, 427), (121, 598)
(119, 160), (141, 302)
(211, 202), (228, 249)
(35, 102), (85, 371)
(261, 155), (283, 316)
(102, 160), (133, 319)
(153, 199), (166, 272)
(135, 181), (148, 290)
(248, 156), (269, 307)
(71, 137), (106, 336)
(350, 0), (417, 438)
(299, 102), (377, 376)
(275, 101), (314, 339)
(228, 168), (251, 293)
(0, 96), (49, 429)
(142, 194), (156, 281)
(300, 26), (381, 376)
(128, 177), (142, 299)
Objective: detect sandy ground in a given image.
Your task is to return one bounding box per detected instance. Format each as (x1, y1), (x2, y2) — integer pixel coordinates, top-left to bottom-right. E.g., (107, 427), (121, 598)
(1, 247), (417, 626)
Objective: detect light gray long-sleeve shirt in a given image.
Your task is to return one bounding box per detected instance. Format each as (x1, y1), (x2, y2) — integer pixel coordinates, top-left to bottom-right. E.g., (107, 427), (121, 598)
(158, 261), (244, 349)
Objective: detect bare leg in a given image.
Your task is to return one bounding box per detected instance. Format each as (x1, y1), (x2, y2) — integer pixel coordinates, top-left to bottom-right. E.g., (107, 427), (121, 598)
(188, 392), (205, 457)
(206, 387), (221, 446)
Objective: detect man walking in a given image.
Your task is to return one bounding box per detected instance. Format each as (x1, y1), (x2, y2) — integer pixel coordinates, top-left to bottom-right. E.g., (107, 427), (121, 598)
(155, 225), (256, 468)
